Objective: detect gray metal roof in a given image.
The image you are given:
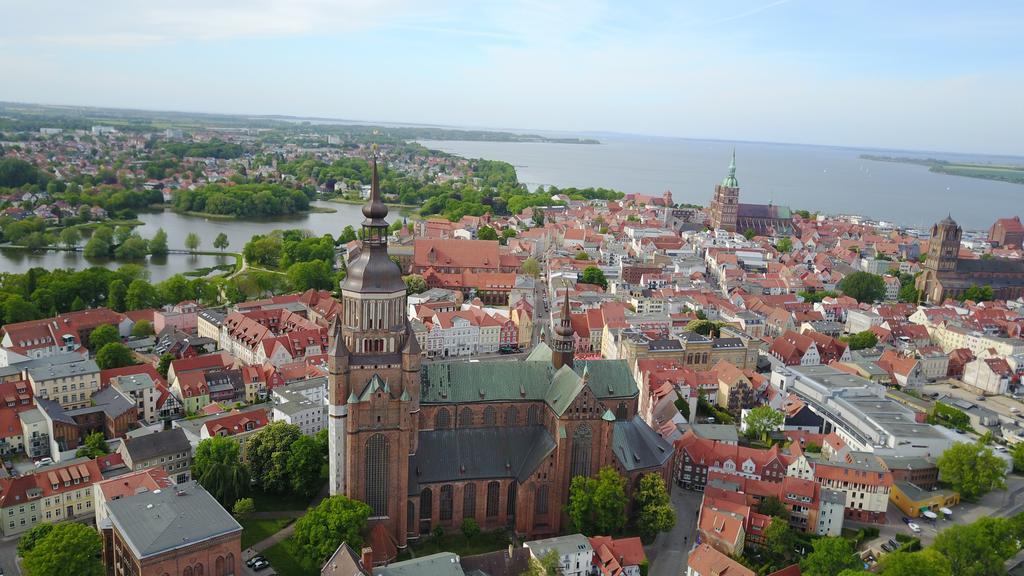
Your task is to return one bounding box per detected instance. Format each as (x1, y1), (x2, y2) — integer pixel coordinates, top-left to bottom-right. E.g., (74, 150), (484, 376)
(410, 426), (556, 493)
(27, 358), (99, 381)
(105, 481), (241, 559)
(612, 416), (674, 472)
(66, 386), (135, 419)
(524, 534), (592, 559)
(373, 552), (465, 576)
(122, 428), (191, 463)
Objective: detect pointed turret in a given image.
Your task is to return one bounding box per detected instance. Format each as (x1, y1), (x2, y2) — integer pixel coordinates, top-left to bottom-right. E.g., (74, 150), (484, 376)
(721, 149), (739, 188)
(362, 152), (388, 224)
(552, 287), (575, 370)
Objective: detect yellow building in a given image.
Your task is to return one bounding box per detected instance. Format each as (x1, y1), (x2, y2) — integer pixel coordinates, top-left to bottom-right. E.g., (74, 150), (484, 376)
(0, 460), (102, 536)
(890, 481), (959, 518)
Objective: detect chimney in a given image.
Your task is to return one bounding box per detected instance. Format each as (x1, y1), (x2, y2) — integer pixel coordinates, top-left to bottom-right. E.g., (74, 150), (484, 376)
(361, 547), (373, 570)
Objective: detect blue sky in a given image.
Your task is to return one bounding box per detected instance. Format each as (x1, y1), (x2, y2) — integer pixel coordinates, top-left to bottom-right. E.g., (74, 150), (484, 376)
(2, 0), (1022, 155)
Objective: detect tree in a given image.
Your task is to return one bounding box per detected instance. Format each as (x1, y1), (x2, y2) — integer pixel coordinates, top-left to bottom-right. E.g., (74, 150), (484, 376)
(83, 227), (113, 259)
(95, 342), (136, 369)
(293, 495), (372, 565)
(567, 475), (597, 534)
(933, 517), (1018, 576)
(287, 434), (325, 498)
(115, 234), (150, 260)
(461, 518), (481, 539)
(247, 421), (303, 493)
(758, 496), (789, 518)
(1012, 442), (1024, 473)
(575, 251), (591, 260)
(593, 466), (628, 534)
(581, 266), (608, 289)
(75, 432), (109, 459)
(477, 226), (498, 240)
(287, 260), (334, 291)
(157, 353), (174, 378)
(744, 406), (785, 442)
(633, 473), (675, 541)
(107, 279), (127, 312)
(520, 257), (541, 277)
(16, 523), (54, 557)
(532, 211), (545, 227)
(125, 278), (158, 310)
(685, 319), (722, 338)
(87, 324), (120, 351)
(185, 231), (201, 251)
(213, 232), (230, 251)
(193, 436), (250, 507)
(743, 228), (756, 240)
(523, 550), (563, 576)
(232, 497), (256, 517)
(937, 441), (1007, 501)
(838, 271), (886, 303)
(879, 549), (952, 576)
(338, 225), (357, 244)
(963, 284), (994, 303)
(763, 517), (797, 564)
(58, 227), (80, 250)
(801, 536), (861, 576)
(403, 274), (427, 294)
(131, 320), (154, 337)
(776, 237), (793, 253)
(149, 228), (169, 256)
(844, 330), (879, 351)
(21, 522), (104, 576)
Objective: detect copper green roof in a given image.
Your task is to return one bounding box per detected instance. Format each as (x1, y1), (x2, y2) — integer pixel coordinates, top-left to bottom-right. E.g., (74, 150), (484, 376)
(358, 373), (391, 402)
(721, 150), (739, 188)
(419, 358), (637, 410)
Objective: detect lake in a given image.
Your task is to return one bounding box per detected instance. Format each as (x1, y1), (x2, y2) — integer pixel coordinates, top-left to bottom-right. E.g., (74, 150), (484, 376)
(0, 201), (416, 281)
(420, 135), (1023, 230)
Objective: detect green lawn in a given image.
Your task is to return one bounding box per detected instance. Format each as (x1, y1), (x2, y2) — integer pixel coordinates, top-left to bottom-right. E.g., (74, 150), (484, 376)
(240, 517), (292, 549)
(249, 486), (319, 513)
(261, 538), (320, 576)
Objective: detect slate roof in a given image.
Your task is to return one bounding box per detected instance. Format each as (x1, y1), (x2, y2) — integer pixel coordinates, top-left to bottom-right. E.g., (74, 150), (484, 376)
(373, 552), (465, 576)
(410, 426), (556, 493)
(612, 416), (674, 471)
(122, 428), (190, 463)
(105, 481), (241, 560)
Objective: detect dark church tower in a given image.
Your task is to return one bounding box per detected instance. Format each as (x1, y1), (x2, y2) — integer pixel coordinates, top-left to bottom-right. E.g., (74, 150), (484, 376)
(552, 289), (575, 370)
(916, 215), (963, 304)
(328, 151), (421, 554)
(709, 151), (740, 232)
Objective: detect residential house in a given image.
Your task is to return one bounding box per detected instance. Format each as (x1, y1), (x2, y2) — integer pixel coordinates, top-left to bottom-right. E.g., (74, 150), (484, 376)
(117, 428), (193, 484)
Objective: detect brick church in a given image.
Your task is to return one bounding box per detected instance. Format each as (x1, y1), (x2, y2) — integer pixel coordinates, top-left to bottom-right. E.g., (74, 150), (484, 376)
(916, 215), (1024, 303)
(327, 157), (674, 562)
(708, 151), (793, 237)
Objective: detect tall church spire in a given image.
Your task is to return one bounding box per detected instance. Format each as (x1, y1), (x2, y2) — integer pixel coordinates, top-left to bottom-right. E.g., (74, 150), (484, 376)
(552, 286), (575, 370)
(721, 149), (739, 188)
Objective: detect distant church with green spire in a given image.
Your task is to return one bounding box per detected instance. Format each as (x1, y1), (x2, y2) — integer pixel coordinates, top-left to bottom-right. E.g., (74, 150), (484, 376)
(708, 151), (793, 237)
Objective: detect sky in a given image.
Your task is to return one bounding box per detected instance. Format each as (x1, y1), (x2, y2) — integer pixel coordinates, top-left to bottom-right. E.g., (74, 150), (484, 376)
(2, 0), (1023, 156)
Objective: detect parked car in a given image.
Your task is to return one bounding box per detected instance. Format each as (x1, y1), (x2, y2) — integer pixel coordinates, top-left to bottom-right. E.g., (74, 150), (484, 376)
(901, 516), (912, 524)
(977, 395), (986, 401)
(245, 556), (266, 568)
(887, 538), (899, 549)
(908, 522), (922, 533)
(34, 457), (53, 468)
(880, 543), (894, 553)
(252, 559), (271, 571)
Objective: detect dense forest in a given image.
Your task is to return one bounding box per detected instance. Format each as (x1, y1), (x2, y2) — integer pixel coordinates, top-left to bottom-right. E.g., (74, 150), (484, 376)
(171, 183), (313, 217)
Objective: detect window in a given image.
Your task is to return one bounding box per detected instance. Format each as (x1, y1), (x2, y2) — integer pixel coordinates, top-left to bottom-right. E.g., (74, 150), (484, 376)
(536, 484), (550, 515)
(459, 407), (474, 427)
(483, 406), (496, 427)
(463, 483), (477, 519)
(420, 488), (433, 519)
(215, 557), (225, 576)
(570, 424), (592, 478)
(505, 406), (518, 426)
(528, 405), (540, 426)
(507, 482), (517, 518)
(440, 484), (453, 522)
(434, 408), (450, 430)
(364, 434), (390, 517)
(486, 481), (500, 517)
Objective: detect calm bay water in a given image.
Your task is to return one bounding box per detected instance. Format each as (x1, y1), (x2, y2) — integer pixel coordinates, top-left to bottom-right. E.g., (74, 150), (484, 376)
(0, 201), (407, 281)
(421, 135), (1023, 231)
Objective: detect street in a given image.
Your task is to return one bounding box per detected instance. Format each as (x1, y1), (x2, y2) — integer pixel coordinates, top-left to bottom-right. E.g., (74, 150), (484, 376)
(645, 488), (701, 576)
(0, 536), (20, 575)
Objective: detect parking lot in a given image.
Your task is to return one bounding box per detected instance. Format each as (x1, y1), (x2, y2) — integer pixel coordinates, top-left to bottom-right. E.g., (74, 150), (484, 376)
(922, 380), (1024, 426)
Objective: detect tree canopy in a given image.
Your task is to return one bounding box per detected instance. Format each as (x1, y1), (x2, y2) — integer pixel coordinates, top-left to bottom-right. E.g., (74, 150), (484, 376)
(87, 324), (120, 351)
(21, 522), (104, 576)
(193, 435), (250, 507)
(744, 406), (785, 442)
(633, 473), (675, 541)
(95, 342), (136, 369)
(936, 441), (1007, 501)
(838, 271), (886, 303)
(801, 536), (861, 576)
(292, 495), (372, 566)
(580, 266), (608, 289)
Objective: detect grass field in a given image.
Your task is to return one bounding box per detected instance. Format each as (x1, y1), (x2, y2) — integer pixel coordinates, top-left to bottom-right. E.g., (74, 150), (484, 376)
(240, 517), (293, 549)
(250, 487), (318, 513)
(397, 530), (512, 560)
(260, 538), (320, 576)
